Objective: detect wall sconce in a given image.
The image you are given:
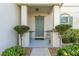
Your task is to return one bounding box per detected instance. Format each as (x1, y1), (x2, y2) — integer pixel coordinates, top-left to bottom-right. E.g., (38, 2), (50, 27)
(35, 8), (39, 11)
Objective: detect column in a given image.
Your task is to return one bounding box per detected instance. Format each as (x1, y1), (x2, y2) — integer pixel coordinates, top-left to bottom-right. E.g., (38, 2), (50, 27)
(53, 5), (60, 28)
(21, 5), (28, 25)
(20, 5), (29, 47)
(53, 5), (61, 47)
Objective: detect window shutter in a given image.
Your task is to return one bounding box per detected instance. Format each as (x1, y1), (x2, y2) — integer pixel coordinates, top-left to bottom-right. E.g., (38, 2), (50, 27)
(69, 16), (73, 26)
(60, 16), (63, 24)
(60, 16), (62, 23)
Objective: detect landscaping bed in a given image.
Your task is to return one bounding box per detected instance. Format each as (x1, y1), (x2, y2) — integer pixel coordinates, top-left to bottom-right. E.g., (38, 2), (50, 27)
(57, 44), (79, 56)
(49, 48), (58, 56)
(1, 46), (32, 56)
(25, 48), (32, 56)
(55, 24), (79, 56)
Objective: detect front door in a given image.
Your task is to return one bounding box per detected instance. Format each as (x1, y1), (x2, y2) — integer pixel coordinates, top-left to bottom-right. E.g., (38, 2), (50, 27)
(35, 16), (44, 40)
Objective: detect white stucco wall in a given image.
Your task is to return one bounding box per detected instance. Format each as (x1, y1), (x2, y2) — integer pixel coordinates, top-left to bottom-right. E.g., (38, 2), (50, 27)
(61, 5), (79, 29)
(0, 3), (20, 54)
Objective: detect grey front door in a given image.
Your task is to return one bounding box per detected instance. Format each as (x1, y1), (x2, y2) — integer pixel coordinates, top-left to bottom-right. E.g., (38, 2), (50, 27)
(35, 16), (44, 37)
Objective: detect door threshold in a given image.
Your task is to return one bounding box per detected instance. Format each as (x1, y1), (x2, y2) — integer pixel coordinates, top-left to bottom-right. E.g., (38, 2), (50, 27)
(35, 38), (44, 40)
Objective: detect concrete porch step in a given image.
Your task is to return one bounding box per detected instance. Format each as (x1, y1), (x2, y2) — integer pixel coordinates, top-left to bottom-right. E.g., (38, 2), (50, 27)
(29, 39), (52, 47)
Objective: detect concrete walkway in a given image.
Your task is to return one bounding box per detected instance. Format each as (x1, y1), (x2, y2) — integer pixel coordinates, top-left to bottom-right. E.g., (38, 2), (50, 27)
(30, 48), (51, 56)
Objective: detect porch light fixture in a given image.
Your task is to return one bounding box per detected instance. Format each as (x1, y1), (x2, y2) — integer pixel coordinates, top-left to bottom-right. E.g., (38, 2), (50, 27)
(35, 8), (39, 11)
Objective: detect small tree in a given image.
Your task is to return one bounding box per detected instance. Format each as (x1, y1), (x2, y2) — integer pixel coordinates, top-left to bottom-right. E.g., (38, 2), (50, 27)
(14, 25), (30, 46)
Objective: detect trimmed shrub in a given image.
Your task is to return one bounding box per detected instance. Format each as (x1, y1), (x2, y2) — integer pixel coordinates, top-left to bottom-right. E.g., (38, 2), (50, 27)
(55, 24), (72, 34)
(1, 46), (25, 56)
(57, 45), (79, 56)
(14, 25), (30, 46)
(14, 25), (29, 35)
(62, 29), (79, 43)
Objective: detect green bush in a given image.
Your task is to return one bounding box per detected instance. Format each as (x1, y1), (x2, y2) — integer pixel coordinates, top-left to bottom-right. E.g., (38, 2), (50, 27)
(73, 29), (79, 41)
(1, 46), (25, 56)
(55, 24), (72, 34)
(57, 45), (79, 56)
(62, 29), (79, 43)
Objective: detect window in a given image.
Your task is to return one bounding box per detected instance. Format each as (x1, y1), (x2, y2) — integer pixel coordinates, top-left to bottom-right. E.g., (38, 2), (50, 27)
(60, 16), (69, 24)
(60, 13), (73, 25)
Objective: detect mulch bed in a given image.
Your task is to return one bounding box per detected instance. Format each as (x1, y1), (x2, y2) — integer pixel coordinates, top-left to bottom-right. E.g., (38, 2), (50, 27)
(48, 48), (58, 56)
(25, 48), (32, 56)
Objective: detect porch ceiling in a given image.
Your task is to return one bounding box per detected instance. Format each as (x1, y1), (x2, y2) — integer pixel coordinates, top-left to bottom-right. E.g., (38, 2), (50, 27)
(28, 6), (53, 14)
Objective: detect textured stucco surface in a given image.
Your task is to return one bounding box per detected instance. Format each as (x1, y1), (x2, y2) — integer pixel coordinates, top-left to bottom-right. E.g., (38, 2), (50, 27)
(0, 3), (20, 53)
